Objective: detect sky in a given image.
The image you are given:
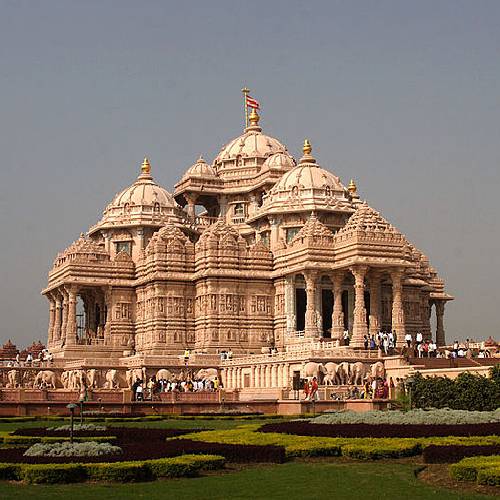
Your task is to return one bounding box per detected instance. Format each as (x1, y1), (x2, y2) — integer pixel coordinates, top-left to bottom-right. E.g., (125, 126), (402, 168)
(0, 0), (499, 347)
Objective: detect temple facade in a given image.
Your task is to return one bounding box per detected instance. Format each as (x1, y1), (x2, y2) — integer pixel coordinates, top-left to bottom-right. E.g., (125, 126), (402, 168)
(42, 106), (453, 362)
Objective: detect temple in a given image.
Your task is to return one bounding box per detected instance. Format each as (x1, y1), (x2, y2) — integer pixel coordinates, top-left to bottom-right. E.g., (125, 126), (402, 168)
(42, 105), (452, 362)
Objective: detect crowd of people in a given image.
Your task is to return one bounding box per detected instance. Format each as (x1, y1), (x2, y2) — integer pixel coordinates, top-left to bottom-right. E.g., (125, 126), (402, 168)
(5, 349), (54, 367)
(131, 375), (221, 401)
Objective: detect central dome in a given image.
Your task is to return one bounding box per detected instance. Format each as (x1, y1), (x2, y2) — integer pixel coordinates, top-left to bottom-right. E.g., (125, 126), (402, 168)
(213, 109), (288, 179)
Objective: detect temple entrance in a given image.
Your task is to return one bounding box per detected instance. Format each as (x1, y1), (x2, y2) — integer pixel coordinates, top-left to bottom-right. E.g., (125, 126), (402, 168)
(295, 288), (306, 332)
(321, 288), (333, 337)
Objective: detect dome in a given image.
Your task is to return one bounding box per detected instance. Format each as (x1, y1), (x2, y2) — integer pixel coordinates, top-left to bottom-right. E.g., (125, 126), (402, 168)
(90, 158), (187, 233)
(262, 152), (296, 171)
(261, 141), (353, 214)
(214, 110), (288, 171)
(182, 156), (218, 180)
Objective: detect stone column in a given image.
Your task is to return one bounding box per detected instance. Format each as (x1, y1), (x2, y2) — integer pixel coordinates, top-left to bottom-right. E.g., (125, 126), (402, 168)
(369, 272), (381, 337)
(66, 288), (78, 345)
(331, 272), (345, 341)
(304, 271), (319, 338)
(435, 301), (446, 346)
(390, 269), (406, 347)
(53, 296), (62, 342)
(268, 216), (280, 248)
(283, 363), (290, 389)
(271, 365), (277, 388)
(184, 193), (197, 220)
(351, 266), (368, 348)
(265, 365), (271, 388)
(47, 296), (56, 344)
(285, 275), (296, 333)
(60, 290), (68, 343)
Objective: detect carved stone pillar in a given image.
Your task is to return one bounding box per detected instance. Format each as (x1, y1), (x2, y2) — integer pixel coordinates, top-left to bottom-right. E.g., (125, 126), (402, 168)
(331, 272), (345, 340)
(277, 364), (283, 388)
(369, 272), (381, 337)
(250, 366), (255, 388)
(66, 288), (78, 345)
(351, 266), (368, 348)
(268, 216), (280, 248)
(435, 301), (446, 346)
(390, 269), (406, 347)
(285, 275), (296, 333)
(47, 296), (56, 345)
(283, 363), (290, 388)
(255, 366), (261, 388)
(265, 365), (272, 388)
(60, 289), (68, 343)
(304, 271), (319, 338)
(271, 365), (278, 388)
(184, 193), (197, 220)
(53, 296), (62, 342)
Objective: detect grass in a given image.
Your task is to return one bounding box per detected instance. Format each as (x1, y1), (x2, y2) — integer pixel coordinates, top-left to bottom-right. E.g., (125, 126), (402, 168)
(0, 461), (492, 499)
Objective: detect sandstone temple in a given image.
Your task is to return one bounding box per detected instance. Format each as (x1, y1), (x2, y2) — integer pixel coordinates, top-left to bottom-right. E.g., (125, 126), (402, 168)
(1, 98), (467, 414)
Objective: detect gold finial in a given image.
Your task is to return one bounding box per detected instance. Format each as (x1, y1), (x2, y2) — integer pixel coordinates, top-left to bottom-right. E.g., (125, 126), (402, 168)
(303, 139), (312, 155)
(141, 157), (151, 175)
(241, 87), (250, 95)
(248, 108), (260, 126)
(348, 179), (357, 195)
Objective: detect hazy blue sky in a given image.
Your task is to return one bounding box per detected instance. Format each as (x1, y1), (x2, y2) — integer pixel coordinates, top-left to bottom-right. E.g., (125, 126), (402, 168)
(1, 1), (499, 346)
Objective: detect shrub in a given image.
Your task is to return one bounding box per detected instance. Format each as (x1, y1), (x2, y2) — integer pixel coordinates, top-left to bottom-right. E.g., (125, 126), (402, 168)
(423, 444), (500, 463)
(23, 441), (122, 458)
(145, 455), (225, 479)
(20, 463), (87, 484)
(3, 435), (116, 445)
(342, 442), (421, 460)
(412, 372), (500, 411)
(259, 421), (500, 438)
(49, 424), (107, 432)
(0, 463), (21, 480)
(86, 461), (150, 482)
(313, 408), (500, 425)
(449, 456), (500, 482)
(477, 467), (500, 486)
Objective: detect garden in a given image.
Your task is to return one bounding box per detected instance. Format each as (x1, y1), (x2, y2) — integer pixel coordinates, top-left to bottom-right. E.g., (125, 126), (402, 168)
(0, 408), (498, 499)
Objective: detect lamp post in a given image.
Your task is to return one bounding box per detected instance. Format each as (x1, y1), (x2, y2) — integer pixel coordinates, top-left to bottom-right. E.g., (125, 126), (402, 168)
(406, 377), (415, 410)
(66, 403), (77, 444)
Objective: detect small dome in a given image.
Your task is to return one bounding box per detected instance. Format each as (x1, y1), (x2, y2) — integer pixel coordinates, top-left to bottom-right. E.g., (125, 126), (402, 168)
(182, 156), (217, 180)
(262, 152), (296, 171)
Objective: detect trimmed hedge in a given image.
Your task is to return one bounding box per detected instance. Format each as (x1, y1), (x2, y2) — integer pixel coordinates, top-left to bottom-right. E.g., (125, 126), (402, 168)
(477, 467), (500, 486)
(259, 421), (500, 438)
(22, 463), (87, 484)
(86, 462), (150, 482)
(423, 444), (500, 464)
(342, 442), (421, 460)
(449, 456), (500, 482)
(0, 454), (225, 484)
(179, 426), (500, 460)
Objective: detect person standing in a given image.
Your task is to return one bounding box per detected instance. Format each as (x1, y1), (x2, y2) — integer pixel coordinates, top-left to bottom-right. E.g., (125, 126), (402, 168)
(303, 379), (310, 401)
(405, 332), (412, 349)
(310, 377), (319, 401)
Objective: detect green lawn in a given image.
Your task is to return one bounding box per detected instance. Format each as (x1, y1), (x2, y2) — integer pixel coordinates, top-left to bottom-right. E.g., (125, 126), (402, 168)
(0, 462), (491, 500)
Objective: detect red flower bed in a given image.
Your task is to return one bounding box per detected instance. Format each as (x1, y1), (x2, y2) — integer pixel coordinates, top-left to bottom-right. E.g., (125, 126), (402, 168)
(259, 421), (500, 438)
(423, 444), (500, 463)
(0, 427), (286, 464)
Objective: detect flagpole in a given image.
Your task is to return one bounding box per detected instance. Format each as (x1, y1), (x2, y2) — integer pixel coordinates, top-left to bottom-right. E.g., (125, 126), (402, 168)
(242, 87), (250, 129)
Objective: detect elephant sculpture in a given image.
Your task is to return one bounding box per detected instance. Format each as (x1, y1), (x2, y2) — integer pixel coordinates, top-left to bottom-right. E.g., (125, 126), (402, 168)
(349, 362), (369, 386)
(104, 369), (119, 389)
(156, 369), (174, 381)
(371, 361), (385, 379)
(323, 362), (340, 385)
(303, 362), (327, 382)
(86, 369), (99, 389)
(126, 368), (146, 389)
(337, 362), (351, 385)
(7, 369), (20, 388)
(195, 368), (218, 381)
(34, 370), (57, 389)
